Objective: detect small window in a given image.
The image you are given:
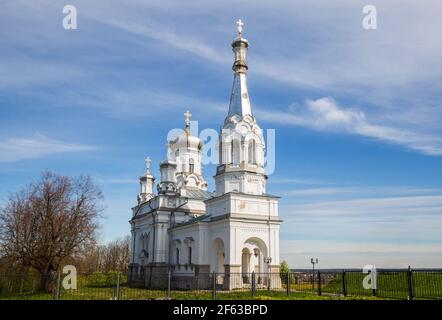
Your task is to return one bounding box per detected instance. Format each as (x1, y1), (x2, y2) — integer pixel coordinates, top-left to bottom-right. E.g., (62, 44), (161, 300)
(188, 247), (192, 264)
(248, 139), (256, 164)
(231, 139), (240, 164)
(189, 158), (195, 174)
(176, 248), (180, 265)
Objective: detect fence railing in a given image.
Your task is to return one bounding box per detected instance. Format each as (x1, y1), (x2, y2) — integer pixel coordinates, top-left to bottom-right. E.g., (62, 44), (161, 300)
(0, 268), (441, 300)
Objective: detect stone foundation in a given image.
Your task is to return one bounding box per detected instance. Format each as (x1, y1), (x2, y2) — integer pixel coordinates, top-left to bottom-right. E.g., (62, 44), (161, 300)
(144, 263), (169, 288)
(223, 265), (242, 290)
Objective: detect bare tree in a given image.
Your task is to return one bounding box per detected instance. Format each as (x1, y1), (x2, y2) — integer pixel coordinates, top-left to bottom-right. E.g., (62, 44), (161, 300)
(74, 236), (131, 274)
(0, 171), (103, 290)
(101, 236), (131, 273)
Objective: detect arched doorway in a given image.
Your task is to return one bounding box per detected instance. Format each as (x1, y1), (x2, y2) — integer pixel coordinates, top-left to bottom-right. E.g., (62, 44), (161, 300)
(210, 238), (225, 274)
(241, 237), (268, 284)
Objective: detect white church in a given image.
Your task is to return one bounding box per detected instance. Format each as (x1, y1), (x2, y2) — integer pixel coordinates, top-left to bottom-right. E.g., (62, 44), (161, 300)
(128, 20), (282, 290)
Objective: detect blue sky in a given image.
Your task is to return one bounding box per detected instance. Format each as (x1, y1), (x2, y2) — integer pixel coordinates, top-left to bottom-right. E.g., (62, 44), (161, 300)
(1, 0), (442, 268)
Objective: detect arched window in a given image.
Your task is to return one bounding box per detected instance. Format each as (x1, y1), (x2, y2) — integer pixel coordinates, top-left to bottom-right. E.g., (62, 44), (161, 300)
(230, 140), (234, 164)
(219, 140), (223, 164)
(140, 235), (144, 250)
(140, 234), (148, 251)
(231, 139), (240, 165)
(140, 233), (150, 260)
(248, 139), (256, 164)
(176, 248), (180, 265)
(145, 235), (150, 255)
(181, 157), (186, 172)
(188, 247), (192, 264)
(189, 158), (194, 174)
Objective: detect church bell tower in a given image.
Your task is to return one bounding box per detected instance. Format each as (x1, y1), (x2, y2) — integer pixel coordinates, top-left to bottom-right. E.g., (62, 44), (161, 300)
(215, 19), (267, 197)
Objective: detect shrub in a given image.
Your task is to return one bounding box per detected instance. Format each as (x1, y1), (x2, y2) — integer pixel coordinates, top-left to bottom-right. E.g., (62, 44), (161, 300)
(280, 261), (294, 285)
(88, 271), (106, 287)
(106, 271), (118, 286)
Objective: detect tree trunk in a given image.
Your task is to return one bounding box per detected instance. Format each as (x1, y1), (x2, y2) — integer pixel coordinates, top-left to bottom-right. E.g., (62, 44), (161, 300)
(39, 272), (55, 292)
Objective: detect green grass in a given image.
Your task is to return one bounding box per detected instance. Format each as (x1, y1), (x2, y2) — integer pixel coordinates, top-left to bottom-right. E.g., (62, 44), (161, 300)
(1, 271), (441, 300)
(0, 286), (383, 300)
(317, 271), (442, 300)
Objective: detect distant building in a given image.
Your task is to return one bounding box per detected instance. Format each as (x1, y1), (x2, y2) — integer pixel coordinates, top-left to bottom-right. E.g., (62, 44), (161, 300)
(129, 20), (282, 289)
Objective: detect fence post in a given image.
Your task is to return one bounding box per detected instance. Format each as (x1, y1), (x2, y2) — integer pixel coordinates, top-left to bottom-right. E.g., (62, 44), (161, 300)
(342, 270), (347, 297)
(317, 271), (322, 296)
(286, 271), (290, 296)
(167, 269), (171, 298)
(312, 272), (315, 290)
(252, 272), (256, 298)
(212, 272), (217, 300)
(116, 272), (121, 300)
(407, 266), (414, 300)
(55, 272), (61, 300)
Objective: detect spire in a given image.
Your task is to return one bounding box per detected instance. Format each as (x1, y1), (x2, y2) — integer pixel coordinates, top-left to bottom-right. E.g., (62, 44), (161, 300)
(227, 19), (252, 118)
(138, 157), (155, 204)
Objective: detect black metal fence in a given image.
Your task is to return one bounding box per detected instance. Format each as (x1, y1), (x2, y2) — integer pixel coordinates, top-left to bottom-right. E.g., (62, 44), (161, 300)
(1, 268), (441, 300)
(288, 268), (442, 300)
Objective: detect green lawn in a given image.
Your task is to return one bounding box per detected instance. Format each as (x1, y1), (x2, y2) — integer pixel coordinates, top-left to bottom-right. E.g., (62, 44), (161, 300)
(0, 286), (383, 300)
(1, 271), (441, 300)
(317, 271), (442, 299)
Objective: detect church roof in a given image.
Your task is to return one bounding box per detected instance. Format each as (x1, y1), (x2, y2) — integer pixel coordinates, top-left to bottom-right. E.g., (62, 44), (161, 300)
(185, 188), (214, 200)
(227, 73), (252, 118)
(226, 20), (252, 119)
(170, 213), (211, 229)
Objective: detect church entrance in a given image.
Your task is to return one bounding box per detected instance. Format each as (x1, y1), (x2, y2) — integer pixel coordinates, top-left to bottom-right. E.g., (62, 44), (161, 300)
(241, 237), (267, 285)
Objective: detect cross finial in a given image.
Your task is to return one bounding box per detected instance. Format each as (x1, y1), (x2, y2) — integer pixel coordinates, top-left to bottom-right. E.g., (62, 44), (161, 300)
(184, 110), (192, 127)
(144, 157), (151, 174)
(236, 19), (244, 37)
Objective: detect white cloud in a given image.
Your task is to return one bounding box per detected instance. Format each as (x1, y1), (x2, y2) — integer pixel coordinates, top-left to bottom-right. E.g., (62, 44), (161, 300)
(2, 1), (442, 157)
(73, 87), (227, 119)
(257, 97), (442, 155)
(280, 240), (442, 268)
(279, 194), (442, 253)
(283, 186), (442, 198)
(271, 177), (334, 185)
(287, 187), (353, 196)
(278, 191), (442, 267)
(282, 195), (442, 219)
(0, 133), (96, 162)
(93, 15), (229, 65)
(282, 240), (442, 255)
